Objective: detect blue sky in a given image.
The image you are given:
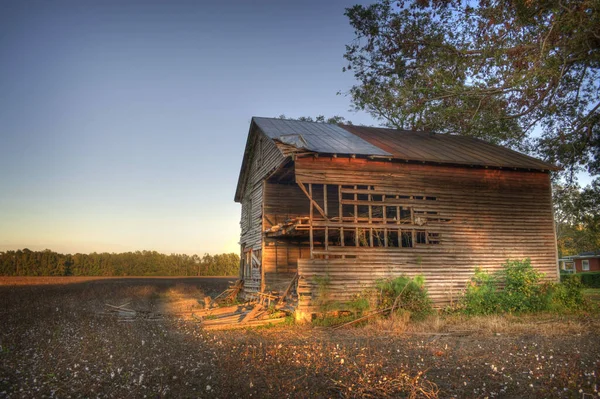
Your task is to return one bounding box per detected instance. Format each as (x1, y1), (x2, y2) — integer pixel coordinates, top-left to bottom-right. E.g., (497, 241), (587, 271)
(0, 0), (377, 255)
(1, 1), (591, 256)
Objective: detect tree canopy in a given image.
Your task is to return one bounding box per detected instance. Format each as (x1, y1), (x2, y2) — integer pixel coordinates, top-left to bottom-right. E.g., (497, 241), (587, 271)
(277, 114), (352, 125)
(0, 249), (240, 277)
(553, 180), (600, 256)
(344, 0), (600, 182)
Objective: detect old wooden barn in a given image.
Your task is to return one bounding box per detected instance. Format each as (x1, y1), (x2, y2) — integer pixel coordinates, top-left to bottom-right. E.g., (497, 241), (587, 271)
(234, 117), (560, 316)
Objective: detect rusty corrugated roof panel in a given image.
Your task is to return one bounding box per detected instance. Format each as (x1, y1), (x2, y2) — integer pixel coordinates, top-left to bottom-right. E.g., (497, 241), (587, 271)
(253, 117), (391, 157)
(341, 125), (559, 171)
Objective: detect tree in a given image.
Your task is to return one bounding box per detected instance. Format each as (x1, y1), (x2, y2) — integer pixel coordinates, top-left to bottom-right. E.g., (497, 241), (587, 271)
(343, 0), (600, 182)
(0, 250), (240, 277)
(553, 180), (600, 256)
(277, 114), (352, 125)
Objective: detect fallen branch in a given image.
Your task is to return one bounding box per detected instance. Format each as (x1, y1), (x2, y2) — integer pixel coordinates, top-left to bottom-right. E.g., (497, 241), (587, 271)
(332, 307), (392, 330)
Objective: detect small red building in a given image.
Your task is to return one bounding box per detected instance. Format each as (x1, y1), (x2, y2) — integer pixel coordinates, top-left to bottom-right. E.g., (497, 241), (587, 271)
(559, 251), (600, 273)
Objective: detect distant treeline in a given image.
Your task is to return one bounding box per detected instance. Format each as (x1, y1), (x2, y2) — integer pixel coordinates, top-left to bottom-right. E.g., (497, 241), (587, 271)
(0, 249), (240, 277)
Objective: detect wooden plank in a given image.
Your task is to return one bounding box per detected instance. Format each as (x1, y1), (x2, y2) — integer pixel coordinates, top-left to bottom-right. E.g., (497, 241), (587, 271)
(309, 183), (314, 259)
(278, 272), (298, 305)
(241, 304), (264, 323)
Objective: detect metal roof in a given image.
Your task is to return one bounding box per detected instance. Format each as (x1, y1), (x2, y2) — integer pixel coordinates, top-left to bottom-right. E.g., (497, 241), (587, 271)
(341, 125), (559, 171)
(252, 117), (391, 157)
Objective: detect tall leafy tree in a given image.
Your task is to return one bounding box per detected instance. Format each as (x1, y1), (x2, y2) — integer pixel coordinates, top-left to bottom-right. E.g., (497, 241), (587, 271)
(277, 114), (352, 125)
(0, 250), (240, 277)
(344, 0), (600, 182)
(554, 180), (600, 255)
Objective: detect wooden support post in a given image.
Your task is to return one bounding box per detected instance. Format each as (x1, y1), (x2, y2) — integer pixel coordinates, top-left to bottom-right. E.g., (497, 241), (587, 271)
(324, 184), (328, 256)
(309, 183), (314, 259)
(353, 186), (358, 223)
(338, 185), (343, 222)
(383, 196), (388, 247)
(323, 184), (328, 217)
(354, 185), (358, 247)
(339, 185), (344, 252)
(368, 192), (373, 247)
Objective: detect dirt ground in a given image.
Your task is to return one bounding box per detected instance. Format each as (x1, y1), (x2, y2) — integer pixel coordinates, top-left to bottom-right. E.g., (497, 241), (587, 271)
(0, 277), (598, 398)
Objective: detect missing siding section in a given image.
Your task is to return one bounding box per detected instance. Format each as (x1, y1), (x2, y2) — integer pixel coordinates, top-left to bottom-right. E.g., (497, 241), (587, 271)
(298, 182), (446, 259)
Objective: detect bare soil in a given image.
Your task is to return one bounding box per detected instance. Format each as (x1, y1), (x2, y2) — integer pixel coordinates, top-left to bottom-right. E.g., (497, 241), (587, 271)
(0, 277), (598, 398)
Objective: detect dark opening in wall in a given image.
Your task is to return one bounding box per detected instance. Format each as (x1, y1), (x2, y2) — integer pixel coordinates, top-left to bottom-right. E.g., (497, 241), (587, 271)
(385, 206), (397, 221)
(388, 230), (400, 247)
(373, 229), (385, 247)
(401, 231), (413, 247)
(344, 229), (356, 247)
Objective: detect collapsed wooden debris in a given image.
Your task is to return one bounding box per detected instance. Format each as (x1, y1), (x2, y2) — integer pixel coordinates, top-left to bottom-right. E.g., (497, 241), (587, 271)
(191, 302), (290, 330)
(263, 217), (310, 237)
(193, 275), (297, 330)
(211, 279), (244, 305)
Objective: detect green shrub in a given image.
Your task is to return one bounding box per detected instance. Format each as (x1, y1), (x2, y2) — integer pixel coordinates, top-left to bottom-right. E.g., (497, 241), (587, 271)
(462, 259), (586, 315)
(376, 275), (432, 319)
(548, 274), (586, 311)
(346, 296), (371, 313)
(311, 275), (372, 326)
(578, 271), (600, 288)
(501, 258), (547, 312)
(462, 267), (501, 315)
(313, 274), (332, 310)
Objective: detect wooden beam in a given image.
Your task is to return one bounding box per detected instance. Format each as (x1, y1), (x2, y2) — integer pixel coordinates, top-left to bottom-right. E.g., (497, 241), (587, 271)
(324, 184), (328, 256)
(339, 185), (344, 250)
(368, 192), (373, 247)
(311, 220), (420, 229)
(323, 184), (328, 216)
(277, 273), (298, 305)
(354, 185), (358, 247)
(309, 183), (314, 259)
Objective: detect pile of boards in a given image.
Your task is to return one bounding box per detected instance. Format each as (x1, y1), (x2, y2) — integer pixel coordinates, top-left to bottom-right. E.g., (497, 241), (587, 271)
(192, 302), (290, 330)
(194, 277), (297, 330)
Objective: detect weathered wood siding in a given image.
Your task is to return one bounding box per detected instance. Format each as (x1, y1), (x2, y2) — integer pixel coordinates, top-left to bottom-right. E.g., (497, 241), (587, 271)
(239, 129), (287, 291)
(295, 157), (558, 308)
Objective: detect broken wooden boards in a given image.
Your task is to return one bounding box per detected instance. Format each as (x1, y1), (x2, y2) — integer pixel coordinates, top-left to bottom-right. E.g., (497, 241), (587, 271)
(211, 279), (244, 305)
(193, 303), (289, 331)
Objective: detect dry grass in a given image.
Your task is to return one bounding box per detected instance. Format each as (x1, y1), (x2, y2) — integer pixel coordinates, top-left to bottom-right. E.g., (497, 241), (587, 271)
(362, 311), (600, 337)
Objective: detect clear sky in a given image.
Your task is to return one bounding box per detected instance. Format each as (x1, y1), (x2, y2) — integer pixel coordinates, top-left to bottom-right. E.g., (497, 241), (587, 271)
(1, 1), (592, 256)
(0, 0), (378, 255)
